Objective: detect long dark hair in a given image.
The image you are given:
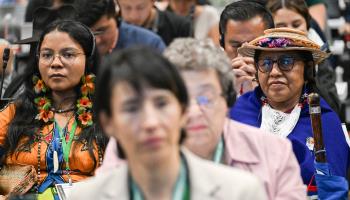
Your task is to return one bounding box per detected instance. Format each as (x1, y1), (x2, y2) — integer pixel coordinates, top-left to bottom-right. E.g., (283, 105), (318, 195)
(95, 46), (189, 159)
(2, 20), (107, 169)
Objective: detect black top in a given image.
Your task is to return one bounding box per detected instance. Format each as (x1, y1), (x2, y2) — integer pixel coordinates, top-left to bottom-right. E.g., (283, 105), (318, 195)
(154, 9), (192, 45)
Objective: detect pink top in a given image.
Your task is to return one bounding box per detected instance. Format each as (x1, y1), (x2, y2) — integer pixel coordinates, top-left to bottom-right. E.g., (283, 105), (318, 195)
(98, 119), (306, 200)
(223, 119), (306, 199)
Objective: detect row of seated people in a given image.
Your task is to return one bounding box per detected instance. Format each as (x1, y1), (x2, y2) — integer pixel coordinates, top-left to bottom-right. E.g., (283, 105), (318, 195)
(0, 0), (349, 199)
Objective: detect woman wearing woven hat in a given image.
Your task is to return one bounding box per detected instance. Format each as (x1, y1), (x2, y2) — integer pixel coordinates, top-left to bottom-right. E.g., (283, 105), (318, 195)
(0, 20), (106, 199)
(266, 0), (341, 117)
(230, 28), (350, 190)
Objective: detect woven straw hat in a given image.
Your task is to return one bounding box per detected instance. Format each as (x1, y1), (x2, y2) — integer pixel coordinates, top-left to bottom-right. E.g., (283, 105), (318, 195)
(237, 28), (329, 64)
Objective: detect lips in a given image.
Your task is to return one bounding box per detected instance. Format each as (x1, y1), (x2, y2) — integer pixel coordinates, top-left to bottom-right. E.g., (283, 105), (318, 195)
(49, 74), (66, 78)
(269, 80), (286, 86)
(187, 124), (207, 132)
(142, 137), (164, 149)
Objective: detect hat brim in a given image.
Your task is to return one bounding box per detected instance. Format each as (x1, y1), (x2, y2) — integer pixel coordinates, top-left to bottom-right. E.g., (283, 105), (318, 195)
(14, 36), (39, 44)
(238, 44), (330, 64)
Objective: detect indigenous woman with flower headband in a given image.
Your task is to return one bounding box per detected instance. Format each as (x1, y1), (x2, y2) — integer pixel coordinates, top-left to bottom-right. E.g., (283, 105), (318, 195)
(230, 28), (350, 193)
(0, 20), (106, 199)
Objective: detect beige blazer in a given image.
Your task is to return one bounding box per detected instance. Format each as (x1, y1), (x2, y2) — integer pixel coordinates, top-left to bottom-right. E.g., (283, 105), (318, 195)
(69, 148), (267, 200)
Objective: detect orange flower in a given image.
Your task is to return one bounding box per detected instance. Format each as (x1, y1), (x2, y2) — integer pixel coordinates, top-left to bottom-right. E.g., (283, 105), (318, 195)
(34, 79), (46, 94)
(81, 83), (94, 96)
(37, 110), (54, 123)
(78, 97), (92, 109)
(37, 97), (48, 107)
(85, 74), (95, 83)
(78, 112), (93, 126)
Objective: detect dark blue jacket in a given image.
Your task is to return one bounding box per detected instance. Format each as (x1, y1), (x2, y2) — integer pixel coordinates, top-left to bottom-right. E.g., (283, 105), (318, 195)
(230, 87), (350, 185)
(115, 21), (166, 52)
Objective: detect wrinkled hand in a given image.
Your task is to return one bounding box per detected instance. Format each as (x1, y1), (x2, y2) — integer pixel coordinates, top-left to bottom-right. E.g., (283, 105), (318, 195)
(231, 56), (258, 95)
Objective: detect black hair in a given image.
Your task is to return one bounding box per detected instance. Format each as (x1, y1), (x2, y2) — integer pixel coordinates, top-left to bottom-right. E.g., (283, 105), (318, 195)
(95, 46), (189, 159)
(74, 0), (120, 28)
(2, 20), (107, 170)
(267, 0), (311, 30)
(219, 0), (275, 36)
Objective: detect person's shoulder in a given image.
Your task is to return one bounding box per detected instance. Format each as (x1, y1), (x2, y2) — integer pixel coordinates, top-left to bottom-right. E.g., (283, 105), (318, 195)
(0, 101), (15, 113)
(226, 120), (292, 155)
(69, 165), (128, 200)
(183, 148), (266, 199)
(120, 21), (161, 39)
(160, 9), (190, 25)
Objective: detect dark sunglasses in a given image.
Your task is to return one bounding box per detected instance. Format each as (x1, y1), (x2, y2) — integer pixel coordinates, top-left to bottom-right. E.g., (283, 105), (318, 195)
(256, 55), (303, 73)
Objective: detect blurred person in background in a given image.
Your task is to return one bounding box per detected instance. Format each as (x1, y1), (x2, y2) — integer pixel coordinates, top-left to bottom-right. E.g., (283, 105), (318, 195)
(74, 0), (165, 56)
(70, 46), (267, 200)
(165, 0), (220, 45)
(267, 0), (341, 117)
(305, 0), (327, 31)
(219, 0), (274, 95)
(0, 39), (14, 98)
(25, 0), (74, 22)
(116, 0), (192, 45)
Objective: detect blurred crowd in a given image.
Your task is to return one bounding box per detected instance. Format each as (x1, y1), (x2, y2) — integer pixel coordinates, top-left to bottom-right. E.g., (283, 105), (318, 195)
(0, 0), (349, 200)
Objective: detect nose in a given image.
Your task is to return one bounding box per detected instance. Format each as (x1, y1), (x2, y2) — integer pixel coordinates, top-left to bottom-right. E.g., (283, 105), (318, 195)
(269, 62), (282, 77)
(50, 54), (63, 67)
(187, 99), (204, 118)
(141, 103), (160, 133)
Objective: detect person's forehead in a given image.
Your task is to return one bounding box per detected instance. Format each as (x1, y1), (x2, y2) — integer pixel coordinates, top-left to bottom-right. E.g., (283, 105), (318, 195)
(182, 70), (221, 91)
(118, 0), (151, 6)
(225, 16), (266, 42)
(259, 50), (300, 57)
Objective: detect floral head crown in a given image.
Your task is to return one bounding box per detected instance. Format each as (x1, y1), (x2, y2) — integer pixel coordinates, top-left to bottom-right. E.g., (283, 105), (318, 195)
(33, 74), (95, 128)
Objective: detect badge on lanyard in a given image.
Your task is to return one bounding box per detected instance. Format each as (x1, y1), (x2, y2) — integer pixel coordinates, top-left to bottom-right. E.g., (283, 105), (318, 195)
(56, 183), (75, 200)
(306, 137), (315, 151)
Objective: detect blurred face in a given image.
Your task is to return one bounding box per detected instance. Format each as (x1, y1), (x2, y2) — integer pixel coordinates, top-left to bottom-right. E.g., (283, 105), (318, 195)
(257, 51), (305, 109)
(103, 82), (184, 166)
(273, 8), (308, 33)
(181, 69), (227, 159)
(91, 15), (119, 56)
(224, 16), (266, 60)
(38, 31), (86, 93)
(170, 0), (196, 16)
(118, 0), (154, 26)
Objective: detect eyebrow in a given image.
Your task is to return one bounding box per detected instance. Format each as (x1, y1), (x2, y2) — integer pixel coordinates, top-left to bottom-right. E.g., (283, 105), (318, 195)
(40, 47), (81, 52)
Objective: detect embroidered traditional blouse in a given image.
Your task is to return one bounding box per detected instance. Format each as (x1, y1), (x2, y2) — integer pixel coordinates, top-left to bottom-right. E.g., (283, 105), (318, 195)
(0, 103), (100, 192)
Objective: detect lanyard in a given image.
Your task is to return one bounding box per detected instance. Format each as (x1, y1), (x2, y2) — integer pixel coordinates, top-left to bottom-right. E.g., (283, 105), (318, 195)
(131, 157), (189, 200)
(213, 136), (224, 164)
(56, 120), (77, 169)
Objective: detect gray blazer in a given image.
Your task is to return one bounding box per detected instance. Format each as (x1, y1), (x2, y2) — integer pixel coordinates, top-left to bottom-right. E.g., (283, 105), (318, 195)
(69, 149), (267, 200)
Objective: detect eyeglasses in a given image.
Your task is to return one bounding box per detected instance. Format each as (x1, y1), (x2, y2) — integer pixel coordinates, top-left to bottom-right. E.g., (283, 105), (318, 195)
(256, 55), (303, 73)
(38, 49), (85, 65)
(194, 93), (224, 109)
